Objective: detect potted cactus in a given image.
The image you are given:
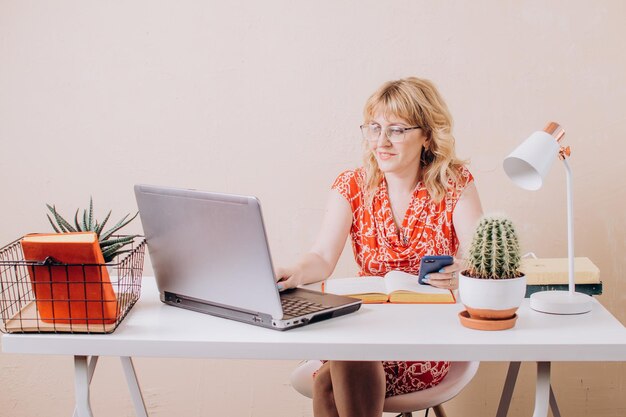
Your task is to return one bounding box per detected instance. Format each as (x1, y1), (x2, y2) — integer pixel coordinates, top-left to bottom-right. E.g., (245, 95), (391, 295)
(458, 216), (527, 330)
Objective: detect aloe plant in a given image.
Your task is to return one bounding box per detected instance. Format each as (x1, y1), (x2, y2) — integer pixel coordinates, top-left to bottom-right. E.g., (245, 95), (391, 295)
(46, 197), (139, 263)
(465, 216), (522, 279)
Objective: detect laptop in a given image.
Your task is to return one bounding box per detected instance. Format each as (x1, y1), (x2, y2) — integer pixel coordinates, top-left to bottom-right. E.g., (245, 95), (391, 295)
(134, 184), (361, 330)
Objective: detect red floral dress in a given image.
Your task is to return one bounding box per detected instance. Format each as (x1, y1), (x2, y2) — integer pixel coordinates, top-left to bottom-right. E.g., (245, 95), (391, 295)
(330, 166), (473, 397)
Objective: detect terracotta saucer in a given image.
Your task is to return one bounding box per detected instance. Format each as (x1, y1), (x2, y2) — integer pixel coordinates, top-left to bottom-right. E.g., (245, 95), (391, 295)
(458, 310), (518, 331)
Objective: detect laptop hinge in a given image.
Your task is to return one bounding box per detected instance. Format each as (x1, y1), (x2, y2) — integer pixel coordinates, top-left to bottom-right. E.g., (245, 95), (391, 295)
(163, 291), (274, 326)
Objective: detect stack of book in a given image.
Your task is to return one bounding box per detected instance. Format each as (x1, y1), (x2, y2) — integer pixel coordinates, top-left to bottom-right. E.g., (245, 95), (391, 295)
(520, 257), (602, 297)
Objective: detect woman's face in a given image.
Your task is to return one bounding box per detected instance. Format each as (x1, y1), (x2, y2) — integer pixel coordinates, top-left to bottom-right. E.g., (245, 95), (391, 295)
(367, 111), (427, 177)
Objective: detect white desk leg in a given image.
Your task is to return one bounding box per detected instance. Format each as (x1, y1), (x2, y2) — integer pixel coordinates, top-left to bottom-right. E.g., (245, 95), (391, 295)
(120, 357), (148, 417)
(73, 356), (99, 417)
(532, 362), (552, 417)
(549, 385), (562, 417)
(74, 356), (94, 417)
(496, 361), (521, 417)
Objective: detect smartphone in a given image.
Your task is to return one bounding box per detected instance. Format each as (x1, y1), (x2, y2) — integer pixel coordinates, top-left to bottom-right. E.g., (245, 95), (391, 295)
(418, 255), (454, 285)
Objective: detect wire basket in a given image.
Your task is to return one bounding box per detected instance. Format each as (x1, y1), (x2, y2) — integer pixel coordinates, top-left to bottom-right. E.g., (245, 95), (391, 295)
(0, 235), (146, 334)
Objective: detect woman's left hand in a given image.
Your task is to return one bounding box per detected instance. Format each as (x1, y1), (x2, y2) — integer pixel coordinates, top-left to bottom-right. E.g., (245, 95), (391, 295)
(424, 257), (464, 290)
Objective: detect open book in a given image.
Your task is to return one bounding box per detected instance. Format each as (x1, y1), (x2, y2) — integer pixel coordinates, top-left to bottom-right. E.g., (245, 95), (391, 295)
(322, 270), (456, 304)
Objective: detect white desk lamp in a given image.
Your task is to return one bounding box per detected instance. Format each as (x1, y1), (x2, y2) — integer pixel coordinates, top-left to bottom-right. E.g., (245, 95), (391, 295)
(503, 122), (593, 314)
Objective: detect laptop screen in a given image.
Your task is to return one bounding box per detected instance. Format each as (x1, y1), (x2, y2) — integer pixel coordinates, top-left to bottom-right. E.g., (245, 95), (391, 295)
(134, 184), (284, 319)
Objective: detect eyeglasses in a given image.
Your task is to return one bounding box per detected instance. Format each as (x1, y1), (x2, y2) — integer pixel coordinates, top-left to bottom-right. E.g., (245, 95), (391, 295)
(360, 123), (422, 143)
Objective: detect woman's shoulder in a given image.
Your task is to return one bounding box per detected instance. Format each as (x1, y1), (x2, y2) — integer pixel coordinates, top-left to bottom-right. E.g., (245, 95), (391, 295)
(332, 167), (365, 186)
(331, 167), (366, 198)
(456, 165), (473, 184)
(446, 164), (474, 196)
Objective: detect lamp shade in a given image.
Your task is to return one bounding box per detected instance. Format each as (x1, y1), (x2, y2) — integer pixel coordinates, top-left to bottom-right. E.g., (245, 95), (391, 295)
(503, 131), (560, 190)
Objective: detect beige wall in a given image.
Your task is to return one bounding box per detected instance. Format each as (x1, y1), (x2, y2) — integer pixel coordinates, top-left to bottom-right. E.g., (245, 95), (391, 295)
(1, 1), (625, 416)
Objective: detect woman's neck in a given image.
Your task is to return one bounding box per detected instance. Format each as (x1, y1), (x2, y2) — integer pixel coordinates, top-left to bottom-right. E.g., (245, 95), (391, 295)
(384, 168), (421, 197)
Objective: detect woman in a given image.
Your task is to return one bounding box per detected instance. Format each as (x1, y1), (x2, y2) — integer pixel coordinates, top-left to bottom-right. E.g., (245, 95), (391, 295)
(276, 77), (483, 417)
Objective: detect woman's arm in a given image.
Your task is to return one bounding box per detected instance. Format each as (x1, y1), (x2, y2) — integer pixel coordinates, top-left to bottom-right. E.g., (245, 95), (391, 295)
(275, 189), (352, 289)
(452, 181), (484, 258)
(427, 181), (483, 289)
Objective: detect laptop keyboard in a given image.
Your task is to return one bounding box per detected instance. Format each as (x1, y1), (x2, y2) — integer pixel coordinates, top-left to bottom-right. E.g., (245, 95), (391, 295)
(281, 296), (330, 318)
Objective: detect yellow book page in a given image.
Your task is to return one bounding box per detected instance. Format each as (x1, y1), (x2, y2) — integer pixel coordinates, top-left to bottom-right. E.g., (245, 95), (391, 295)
(388, 291), (455, 304)
(343, 293), (390, 304)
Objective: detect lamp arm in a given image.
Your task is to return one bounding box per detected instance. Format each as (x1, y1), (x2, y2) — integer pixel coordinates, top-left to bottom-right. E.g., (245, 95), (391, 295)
(562, 158), (575, 295)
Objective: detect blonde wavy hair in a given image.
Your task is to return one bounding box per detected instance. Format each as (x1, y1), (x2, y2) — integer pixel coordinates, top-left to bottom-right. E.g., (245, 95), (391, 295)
(362, 77), (467, 204)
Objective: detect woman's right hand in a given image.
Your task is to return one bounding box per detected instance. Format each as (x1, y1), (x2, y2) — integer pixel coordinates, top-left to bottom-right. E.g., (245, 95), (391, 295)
(275, 252), (332, 291)
(274, 265), (301, 291)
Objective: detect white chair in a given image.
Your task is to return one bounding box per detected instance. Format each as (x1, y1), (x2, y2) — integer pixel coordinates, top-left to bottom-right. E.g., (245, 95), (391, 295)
(290, 360), (479, 417)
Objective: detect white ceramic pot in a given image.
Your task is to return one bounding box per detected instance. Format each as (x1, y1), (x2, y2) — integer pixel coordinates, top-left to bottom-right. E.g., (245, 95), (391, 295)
(459, 272), (527, 320)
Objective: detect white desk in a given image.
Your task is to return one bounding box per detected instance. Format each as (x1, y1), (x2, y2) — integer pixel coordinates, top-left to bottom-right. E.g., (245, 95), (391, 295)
(3, 278), (626, 417)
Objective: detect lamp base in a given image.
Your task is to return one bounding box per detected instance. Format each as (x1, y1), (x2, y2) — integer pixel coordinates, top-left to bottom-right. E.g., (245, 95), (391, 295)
(529, 290), (593, 314)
